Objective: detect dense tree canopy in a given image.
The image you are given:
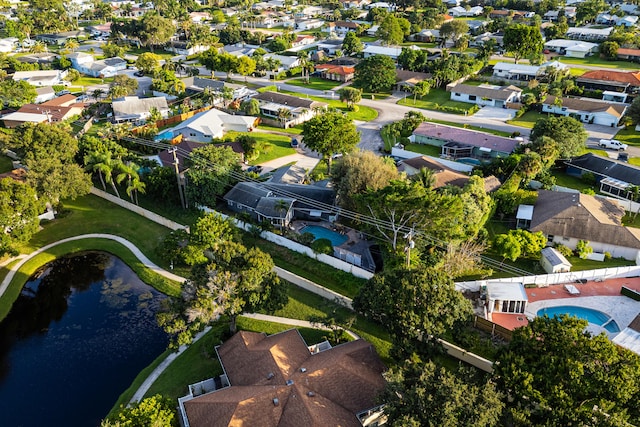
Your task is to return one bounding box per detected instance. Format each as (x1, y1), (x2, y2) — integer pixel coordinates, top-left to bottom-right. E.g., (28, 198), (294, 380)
(0, 178), (44, 256)
(503, 24), (544, 63)
(184, 145), (241, 208)
(0, 80), (37, 108)
(342, 31), (364, 56)
(353, 54), (397, 93)
(104, 394), (175, 427)
(138, 12), (176, 51)
(530, 116), (588, 158)
(301, 111), (360, 173)
(495, 315), (640, 426)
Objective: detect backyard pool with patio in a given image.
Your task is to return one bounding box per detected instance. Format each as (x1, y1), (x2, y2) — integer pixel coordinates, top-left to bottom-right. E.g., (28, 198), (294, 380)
(300, 225), (348, 247)
(537, 306), (620, 333)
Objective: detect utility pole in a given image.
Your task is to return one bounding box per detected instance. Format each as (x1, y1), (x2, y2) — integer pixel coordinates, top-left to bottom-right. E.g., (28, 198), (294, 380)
(404, 226), (415, 268)
(170, 147), (186, 209)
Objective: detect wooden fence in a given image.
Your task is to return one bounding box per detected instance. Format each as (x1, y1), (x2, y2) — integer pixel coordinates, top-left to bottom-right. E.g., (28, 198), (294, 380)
(474, 316), (513, 342)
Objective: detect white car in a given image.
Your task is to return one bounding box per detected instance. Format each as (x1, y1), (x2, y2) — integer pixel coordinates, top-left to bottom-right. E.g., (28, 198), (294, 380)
(599, 139), (628, 151)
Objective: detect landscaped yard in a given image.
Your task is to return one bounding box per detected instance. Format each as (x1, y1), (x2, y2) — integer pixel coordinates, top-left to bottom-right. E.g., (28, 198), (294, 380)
(286, 77), (342, 91)
(424, 118), (514, 137)
(257, 124), (303, 134)
(280, 89), (378, 121)
(614, 126), (640, 147)
(507, 110), (543, 128)
(225, 131), (295, 165)
(72, 76), (114, 87)
(403, 143), (441, 157)
(551, 169), (597, 193)
(397, 87), (477, 114)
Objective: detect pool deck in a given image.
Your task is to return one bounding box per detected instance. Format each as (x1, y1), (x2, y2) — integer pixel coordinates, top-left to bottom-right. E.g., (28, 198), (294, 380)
(491, 277), (640, 334)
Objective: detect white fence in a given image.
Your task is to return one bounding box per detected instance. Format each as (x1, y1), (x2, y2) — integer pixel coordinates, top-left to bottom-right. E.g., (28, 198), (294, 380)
(456, 265), (640, 292)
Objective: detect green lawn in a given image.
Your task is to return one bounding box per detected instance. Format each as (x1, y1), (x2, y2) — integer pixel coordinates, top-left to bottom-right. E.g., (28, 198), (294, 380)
(423, 118), (514, 137)
(397, 87), (477, 115)
(568, 67), (588, 77)
(554, 56), (638, 70)
(615, 127), (640, 147)
(280, 89), (379, 121)
(73, 76), (114, 87)
(507, 110), (543, 128)
(0, 155), (13, 173)
(286, 77), (343, 91)
(551, 170), (597, 193)
(257, 124), (303, 135)
(223, 131), (295, 165)
(404, 143), (441, 157)
(125, 47), (176, 60)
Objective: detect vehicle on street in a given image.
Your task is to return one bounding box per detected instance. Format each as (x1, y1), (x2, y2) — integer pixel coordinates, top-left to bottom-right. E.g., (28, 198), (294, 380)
(618, 152), (629, 162)
(55, 90), (71, 96)
(598, 139), (628, 150)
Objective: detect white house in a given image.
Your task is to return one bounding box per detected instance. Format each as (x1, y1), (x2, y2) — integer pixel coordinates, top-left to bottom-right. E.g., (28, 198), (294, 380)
(543, 39), (598, 58)
(541, 95), (627, 127)
(252, 91), (328, 127)
(366, 2), (396, 11)
(0, 37), (18, 53)
(167, 41), (209, 56)
(34, 87), (56, 104)
(11, 70), (67, 86)
(486, 282), (528, 315)
(362, 44), (407, 59)
(566, 26), (613, 41)
(324, 20), (360, 36)
(263, 53), (301, 73)
(448, 83), (521, 108)
(492, 61), (568, 81)
(164, 108), (257, 142)
(447, 5), (482, 16)
(294, 18), (324, 30)
(111, 96), (170, 123)
(540, 247), (572, 274)
(67, 52), (127, 78)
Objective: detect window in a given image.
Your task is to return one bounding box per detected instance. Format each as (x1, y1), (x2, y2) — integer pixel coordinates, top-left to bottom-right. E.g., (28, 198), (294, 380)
(455, 93), (461, 97)
(469, 95), (477, 101)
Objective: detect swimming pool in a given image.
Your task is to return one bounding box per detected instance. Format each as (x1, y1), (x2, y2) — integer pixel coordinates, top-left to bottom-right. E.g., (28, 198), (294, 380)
(300, 225), (348, 247)
(457, 157), (482, 166)
(537, 306), (620, 333)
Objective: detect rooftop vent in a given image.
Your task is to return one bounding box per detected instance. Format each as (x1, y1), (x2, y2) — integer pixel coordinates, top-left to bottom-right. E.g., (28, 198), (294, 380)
(273, 398), (279, 406)
(267, 372), (274, 380)
(286, 379), (294, 386)
(300, 367), (307, 373)
(307, 391), (315, 397)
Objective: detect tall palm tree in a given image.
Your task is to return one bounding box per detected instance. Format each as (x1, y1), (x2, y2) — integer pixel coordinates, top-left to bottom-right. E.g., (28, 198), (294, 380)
(84, 151), (109, 190)
(29, 41), (47, 53)
(91, 88), (105, 101)
(277, 108), (292, 128)
(127, 177), (146, 205)
(64, 39), (80, 53)
(274, 199), (289, 232)
(116, 162), (142, 204)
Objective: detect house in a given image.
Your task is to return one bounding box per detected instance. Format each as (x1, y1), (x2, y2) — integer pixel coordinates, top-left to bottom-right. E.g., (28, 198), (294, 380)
(67, 52), (127, 78)
(395, 69), (432, 91)
(34, 87), (56, 104)
(617, 48), (640, 62)
(543, 39), (598, 58)
(292, 35), (315, 48)
(167, 41), (209, 56)
(87, 22), (111, 38)
(182, 77), (256, 101)
(0, 37), (18, 53)
(528, 190), (640, 261)
(409, 29), (440, 43)
(223, 181), (295, 226)
(324, 20), (360, 36)
(492, 61), (568, 81)
(448, 83), (522, 108)
(540, 247), (572, 274)
(486, 282), (528, 315)
(222, 44), (258, 58)
(163, 108), (258, 142)
(367, 1), (395, 11)
(576, 69), (640, 93)
(314, 64), (355, 82)
(602, 91), (629, 103)
(466, 20), (489, 34)
(317, 39), (344, 55)
(295, 6), (325, 18)
(362, 45), (405, 60)
(35, 30), (85, 45)
(252, 92), (327, 127)
(295, 18), (325, 30)
(472, 32), (504, 48)
(111, 96), (170, 123)
(410, 122), (519, 160)
(541, 95), (627, 126)
(178, 329), (386, 427)
(2, 95), (85, 128)
(11, 69), (67, 87)
(447, 5), (483, 16)
(262, 53), (301, 73)
(397, 156), (470, 188)
(489, 9), (530, 20)
(565, 153), (640, 201)
(613, 315), (640, 357)
(566, 26), (613, 41)
(15, 52), (58, 65)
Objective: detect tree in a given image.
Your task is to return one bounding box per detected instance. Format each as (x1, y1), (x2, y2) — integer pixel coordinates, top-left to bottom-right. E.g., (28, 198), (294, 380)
(439, 20), (469, 47)
(495, 315), (640, 426)
(376, 14), (405, 45)
(575, 239), (593, 259)
(382, 356), (504, 427)
(503, 24), (544, 64)
(105, 395), (175, 427)
(409, 80), (430, 104)
(0, 79), (37, 108)
(63, 38), (79, 53)
(241, 98), (259, 115)
(0, 178), (44, 256)
(600, 40), (619, 59)
(576, 0), (608, 24)
(342, 30), (363, 56)
(493, 233), (521, 262)
(301, 111), (360, 174)
(353, 54), (397, 93)
(101, 42), (126, 58)
(337, 86), (362, 109)
(135, 52), (160, 74)
(138, 12), (175, 52)
(109, 74), (138, 98)
(530, 116), (588, 158)
(626, 95), (640, 125)
(332, 150), (399, 210)
(184, 145), (241, 207)
(235, 55), (255, 81)
(353, 267), (472, 345)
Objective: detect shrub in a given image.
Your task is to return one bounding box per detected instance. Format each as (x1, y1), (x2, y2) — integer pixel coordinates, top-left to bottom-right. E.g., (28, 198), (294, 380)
(311, 238), (333, 254)
(581, 188), (595, 195)
(604, 251), (612, 260)
(554, 244), (573, 258)
(581, 172), (596, 185)
(575, 240), (593, 259)
(297, 232), (315, 246)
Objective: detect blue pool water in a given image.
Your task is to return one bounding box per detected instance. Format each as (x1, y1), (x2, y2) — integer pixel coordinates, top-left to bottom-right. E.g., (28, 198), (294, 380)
(537, 306), (620, 333)
(301, 225), (348, 247)
(457, 157), (482, 166)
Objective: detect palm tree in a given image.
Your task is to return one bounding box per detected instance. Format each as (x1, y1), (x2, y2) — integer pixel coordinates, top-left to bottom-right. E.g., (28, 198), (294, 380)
(127, 177), (146, 205)
(277, 108), (292, 128)
(84, 151), (109, 191)
(92, 88), (105, 101)
(64, 39), (80, 53)
(174, 58), (187, 77)
(29, 41), (47, 53)
(116, 162), (142, 204)
(274, 199), (289, 232)
(203, 86), (218, 106)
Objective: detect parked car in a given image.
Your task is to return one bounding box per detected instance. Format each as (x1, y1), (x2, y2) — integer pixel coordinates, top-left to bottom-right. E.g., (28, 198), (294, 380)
(247, 165), (263, 173)
(291, 138), (299, 148)
(618, 152), (629, 162)
(598, 139), (628, 151)
(134, 70), (145, 77)
(55, 90), (71, 96)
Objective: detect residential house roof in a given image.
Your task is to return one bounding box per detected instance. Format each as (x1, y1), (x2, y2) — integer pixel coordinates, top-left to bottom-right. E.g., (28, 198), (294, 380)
(255, 197), (296, 218)
(314, 64), (355, 76)
(182, 76), (226, 92)
(565, 153), (640, 187)
(167, 108), (257, 139)
(328, 20), (359, 29)
(15, 53), (58, 64)
(112, 96), (169, 119)
(15, 96), (85, 123)
(398, 156), (470, 188)
(264, 182), (336, 212)
(530, 190), (640, 249)
(541, 246), (572, 268)
(396, 69), (432, 85)
(269, 164), (308, 184)
(579, 70), (640, 87)
(157, 140), (207, 172)
(449, 83), (522, 101)
(254, 92), (327, 110)
(617, 48), (640, 57)
(182, 330), (386, 427)
(223, 182), (273, 209)
(542, 95), (627, 117)
(412, 122), (519, 155)
(362, 45), (404, 57)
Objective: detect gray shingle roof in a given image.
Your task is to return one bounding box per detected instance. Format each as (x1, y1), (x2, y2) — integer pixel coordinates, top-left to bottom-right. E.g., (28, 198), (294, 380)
(223, 182), (273, 208)
(566, 153), (640, 186)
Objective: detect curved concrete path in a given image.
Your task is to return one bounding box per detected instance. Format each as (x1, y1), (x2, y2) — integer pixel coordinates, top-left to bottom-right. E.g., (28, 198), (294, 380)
(0, 233), (186, 298)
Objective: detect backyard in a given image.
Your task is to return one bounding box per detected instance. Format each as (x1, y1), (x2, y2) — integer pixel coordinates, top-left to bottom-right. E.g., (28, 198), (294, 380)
(280, 89), (379, 121)
(224, 130), (295, 164)
(397, 87), (478, 114)
(286, 77), (343, 91)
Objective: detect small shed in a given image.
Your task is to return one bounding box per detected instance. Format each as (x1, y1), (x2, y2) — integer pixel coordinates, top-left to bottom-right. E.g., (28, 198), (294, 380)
(540, 247), (572, 274)
(516, 204), (534, 229)
(486, 282), (527, 314)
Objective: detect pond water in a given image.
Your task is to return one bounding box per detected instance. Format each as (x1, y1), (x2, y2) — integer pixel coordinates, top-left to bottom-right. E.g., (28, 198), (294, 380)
(0, 252), (169, 427)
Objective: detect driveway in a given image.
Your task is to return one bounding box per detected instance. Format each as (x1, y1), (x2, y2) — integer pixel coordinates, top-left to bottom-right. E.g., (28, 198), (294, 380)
(472, 106), (517, 121)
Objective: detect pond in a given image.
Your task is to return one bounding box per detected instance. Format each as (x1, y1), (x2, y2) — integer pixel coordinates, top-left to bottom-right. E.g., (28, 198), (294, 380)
(0, 252), (169, 427)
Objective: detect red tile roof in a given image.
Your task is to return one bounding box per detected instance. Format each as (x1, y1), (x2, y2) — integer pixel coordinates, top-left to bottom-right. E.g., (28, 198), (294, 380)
(617, 48), (640, 56)
(580, 70), (640, 86)
(315, 64), (355, 76)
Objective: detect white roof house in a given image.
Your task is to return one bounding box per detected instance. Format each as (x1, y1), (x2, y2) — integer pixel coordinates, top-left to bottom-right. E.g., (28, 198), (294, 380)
(263, 53), (301, 71)
(11, 70), (67, 87)
(613, 327), (640, 356)
(566, 26), (613, 41)
(486, 282), (528, 314)
(165, 108), (257, 142)
(363, 44), (413, 59)
(540, 247), (572, 274)
(112, 96), (170, 123)
(544, 39), (598, 58)
(493, 61), (568, 81)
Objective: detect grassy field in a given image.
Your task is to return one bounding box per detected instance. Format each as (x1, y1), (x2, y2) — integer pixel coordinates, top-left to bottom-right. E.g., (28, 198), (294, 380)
(423, 118), (514, 137)
(0, 154), (13, 173)
(279, 89), (378, 121)
(286, 77), (342, 91)
(569, 67), (588, 76)
(614, 126), (640, 147)
(224, 131), (296, 164)
(125, 47), (176, 60)
(404, 143), (441, 157)
(551, 169), (598, 192)
(507, 110), (543, 128)
(554, 56), (638, 70)
(397, 87), (477, 114)
(72, 76), (113, 87)
(257, 124), (303, 135)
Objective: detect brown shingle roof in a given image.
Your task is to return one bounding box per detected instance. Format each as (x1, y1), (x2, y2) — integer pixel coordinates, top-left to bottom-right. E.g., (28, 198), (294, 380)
(450, 83), (522, 101)
(254, 92), (327, 110)
(617, 48), (640, 56)
(579, 70), (640, 86)
(530, 190), (640, 249)
(543, 95), (627, 117)
(183, 330), (386, 427)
